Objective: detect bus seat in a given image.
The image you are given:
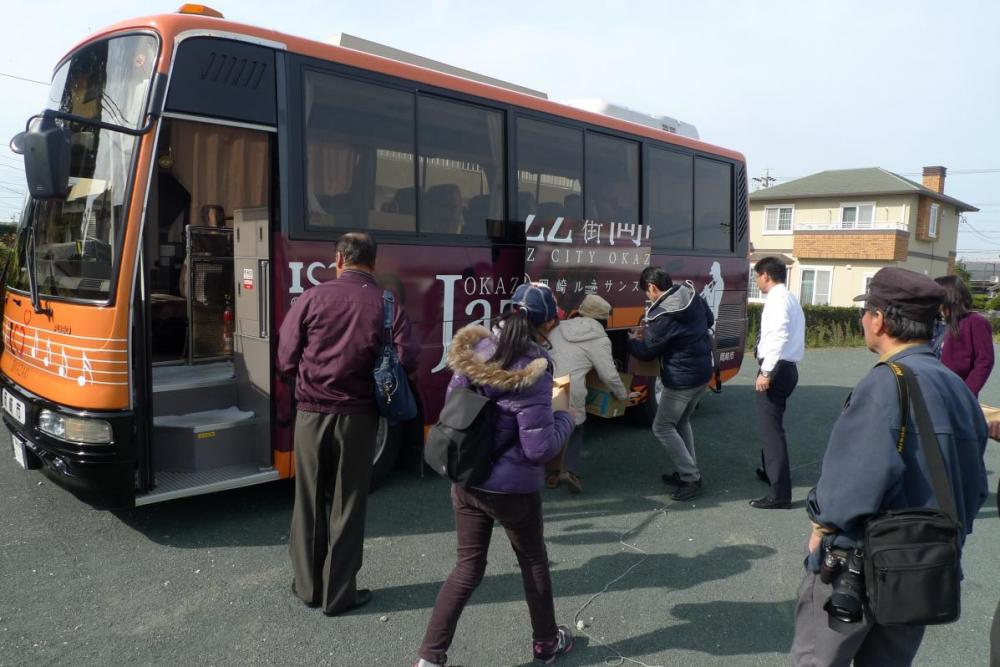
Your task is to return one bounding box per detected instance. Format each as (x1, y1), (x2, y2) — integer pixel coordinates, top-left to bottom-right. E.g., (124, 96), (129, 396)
(201, 204), (226, 227)
(563, 193), (583, 219)
(537, 202), (564, 220)
(319, 192), (361, 226)
(392, 187), (416, 215)
(466, 194), (492, 226)
(517, 191), (536, 219)
(422, 184), (465, 234)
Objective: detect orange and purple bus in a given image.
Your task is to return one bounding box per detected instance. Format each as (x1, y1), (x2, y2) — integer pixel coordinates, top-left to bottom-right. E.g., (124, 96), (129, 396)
(2, 5), (749, 507)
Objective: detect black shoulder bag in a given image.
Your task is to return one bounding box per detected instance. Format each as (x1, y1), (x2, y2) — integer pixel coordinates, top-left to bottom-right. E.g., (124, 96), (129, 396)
(862, 361), (962, 626)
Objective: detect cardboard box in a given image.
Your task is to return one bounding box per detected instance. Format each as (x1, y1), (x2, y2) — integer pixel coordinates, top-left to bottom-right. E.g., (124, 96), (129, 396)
(552, 375), (571, 412)
(982, 403), (1000, 422)
(546, 375), (572, 475)
(585, 371), (633, 418)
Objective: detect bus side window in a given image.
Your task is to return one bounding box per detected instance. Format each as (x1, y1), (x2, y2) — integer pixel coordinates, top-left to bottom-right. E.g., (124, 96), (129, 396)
(303, 70), (416, 234)
(417, 95), (504, 237)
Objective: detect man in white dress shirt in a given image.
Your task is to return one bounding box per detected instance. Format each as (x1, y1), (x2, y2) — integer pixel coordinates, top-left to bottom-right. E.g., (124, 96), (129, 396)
(751, 257), (805, 509)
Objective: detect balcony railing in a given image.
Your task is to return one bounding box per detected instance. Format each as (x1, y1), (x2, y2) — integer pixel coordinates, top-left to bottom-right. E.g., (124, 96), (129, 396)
(793, 220), (910, 232)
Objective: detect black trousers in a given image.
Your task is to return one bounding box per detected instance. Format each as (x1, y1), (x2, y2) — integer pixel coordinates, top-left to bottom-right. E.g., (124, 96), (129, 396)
(289, 410), (377, 614)
(755, 360), (798, 501)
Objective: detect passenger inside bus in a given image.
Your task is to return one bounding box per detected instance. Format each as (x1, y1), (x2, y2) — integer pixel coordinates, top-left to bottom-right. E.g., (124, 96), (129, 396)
(594, 181), (637, 224)
(381, 187), (417, 216)
(422, 183), (465, 234)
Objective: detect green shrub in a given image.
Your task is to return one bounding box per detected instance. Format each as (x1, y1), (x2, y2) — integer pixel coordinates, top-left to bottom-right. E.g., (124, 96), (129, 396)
(746, 303), (866, 349)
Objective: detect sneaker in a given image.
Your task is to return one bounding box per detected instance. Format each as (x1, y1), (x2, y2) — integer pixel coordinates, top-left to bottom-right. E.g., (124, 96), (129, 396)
(534, 625), (574, 665)
(413, 660), (444, 667)
(670, 478), (704, 501)
(661, 471), (684, 487)
(560, 471), (583, 494)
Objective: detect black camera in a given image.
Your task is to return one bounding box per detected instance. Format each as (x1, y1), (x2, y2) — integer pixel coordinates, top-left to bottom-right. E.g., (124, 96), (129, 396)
(822, 546), (866, 628)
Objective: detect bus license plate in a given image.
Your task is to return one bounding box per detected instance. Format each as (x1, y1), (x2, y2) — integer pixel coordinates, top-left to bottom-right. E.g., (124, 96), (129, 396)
(11, 433), (26, 469)
(2, 389), (26, 425)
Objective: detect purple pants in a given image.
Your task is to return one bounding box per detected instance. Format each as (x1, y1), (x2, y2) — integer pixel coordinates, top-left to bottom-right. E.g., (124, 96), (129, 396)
(417, 485), (558, 665)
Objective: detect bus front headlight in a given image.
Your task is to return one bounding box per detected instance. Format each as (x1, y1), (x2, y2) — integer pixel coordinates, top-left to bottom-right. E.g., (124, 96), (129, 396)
(38, 410), (113, 444)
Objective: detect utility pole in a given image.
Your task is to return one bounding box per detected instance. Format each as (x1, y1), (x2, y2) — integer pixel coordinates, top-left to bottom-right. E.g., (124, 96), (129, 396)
(752, 168), (777, 191)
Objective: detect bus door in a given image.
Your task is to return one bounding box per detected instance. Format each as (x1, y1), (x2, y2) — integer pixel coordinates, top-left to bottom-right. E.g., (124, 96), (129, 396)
(138, 117), (277, 504)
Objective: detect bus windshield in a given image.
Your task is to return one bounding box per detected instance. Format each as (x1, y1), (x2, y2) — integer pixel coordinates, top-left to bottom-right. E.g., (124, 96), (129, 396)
(8, 34), (157, 302)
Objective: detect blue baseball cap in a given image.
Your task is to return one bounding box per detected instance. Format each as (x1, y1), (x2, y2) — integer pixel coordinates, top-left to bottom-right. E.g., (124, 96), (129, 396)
(511, 282), (558, 326)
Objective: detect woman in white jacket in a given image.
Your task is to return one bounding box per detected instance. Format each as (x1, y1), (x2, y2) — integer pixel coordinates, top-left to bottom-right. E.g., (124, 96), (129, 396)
(547, 295), (629, 493)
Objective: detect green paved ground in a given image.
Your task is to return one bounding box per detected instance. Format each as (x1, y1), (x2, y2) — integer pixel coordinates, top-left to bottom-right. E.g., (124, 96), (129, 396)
(1, 346), (997, 666)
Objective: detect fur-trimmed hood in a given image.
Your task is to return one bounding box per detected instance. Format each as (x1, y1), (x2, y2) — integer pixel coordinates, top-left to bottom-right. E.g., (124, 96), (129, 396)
(447, 325), (549, 392)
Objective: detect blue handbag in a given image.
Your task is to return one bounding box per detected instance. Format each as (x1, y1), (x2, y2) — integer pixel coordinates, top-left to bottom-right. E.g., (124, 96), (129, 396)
(373, 290), (417, 423)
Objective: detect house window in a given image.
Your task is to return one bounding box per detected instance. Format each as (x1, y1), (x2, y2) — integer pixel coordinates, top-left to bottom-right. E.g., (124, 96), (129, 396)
(929, 203), (939, 238)
(763, 206), (793, 233)
(799, 267), (832, 305)
(840, 203), (874, 229)
(748, 265), (762, 301)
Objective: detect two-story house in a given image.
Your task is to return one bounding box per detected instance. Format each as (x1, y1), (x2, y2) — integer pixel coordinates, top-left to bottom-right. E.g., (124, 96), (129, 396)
(748, 166), (978, 306)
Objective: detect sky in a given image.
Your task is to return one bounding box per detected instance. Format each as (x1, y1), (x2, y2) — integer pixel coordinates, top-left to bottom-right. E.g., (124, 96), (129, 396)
(1, 0), (999, 259)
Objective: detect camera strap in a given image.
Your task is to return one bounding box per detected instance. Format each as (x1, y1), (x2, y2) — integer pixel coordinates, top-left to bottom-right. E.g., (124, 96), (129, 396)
(881, 361), (959, 524)
(878, 361), (909, 454)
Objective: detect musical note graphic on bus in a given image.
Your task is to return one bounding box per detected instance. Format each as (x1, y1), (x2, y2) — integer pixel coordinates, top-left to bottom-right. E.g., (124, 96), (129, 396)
(76, 351), (95, 387)
(2, 316), (128, 387)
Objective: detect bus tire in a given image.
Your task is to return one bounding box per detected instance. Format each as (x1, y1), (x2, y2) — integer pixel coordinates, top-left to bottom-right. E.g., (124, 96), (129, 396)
(628, 376), (662, 427)
(370, 416), (402, 492)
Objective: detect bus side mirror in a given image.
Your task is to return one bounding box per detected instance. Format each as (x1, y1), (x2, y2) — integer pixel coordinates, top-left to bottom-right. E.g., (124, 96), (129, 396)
(9, 132), (26, 155)
(23, 116), (72, 200)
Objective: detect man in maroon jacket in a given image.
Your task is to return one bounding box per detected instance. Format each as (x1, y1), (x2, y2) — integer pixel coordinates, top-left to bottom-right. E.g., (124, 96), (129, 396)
(277, 232), (416, 616)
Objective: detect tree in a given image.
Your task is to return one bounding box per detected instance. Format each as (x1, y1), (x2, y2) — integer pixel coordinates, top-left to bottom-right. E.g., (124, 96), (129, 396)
(954, 260), (972, 288)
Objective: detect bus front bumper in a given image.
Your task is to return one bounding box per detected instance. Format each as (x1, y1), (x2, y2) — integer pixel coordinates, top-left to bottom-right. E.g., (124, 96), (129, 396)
(1, 378), (135, 507)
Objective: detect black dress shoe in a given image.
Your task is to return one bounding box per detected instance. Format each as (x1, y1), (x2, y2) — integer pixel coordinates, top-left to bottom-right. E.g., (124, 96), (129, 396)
(755, 468), (770, 484)
(323, 588), (373, 616)
(661, 472), (684, 487)
(292, 581), (320, 609)
(749, 495), (791, 510)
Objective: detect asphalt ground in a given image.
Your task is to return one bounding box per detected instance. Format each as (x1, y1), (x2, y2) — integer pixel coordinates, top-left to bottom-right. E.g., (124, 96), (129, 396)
(1, 346), (998, 667)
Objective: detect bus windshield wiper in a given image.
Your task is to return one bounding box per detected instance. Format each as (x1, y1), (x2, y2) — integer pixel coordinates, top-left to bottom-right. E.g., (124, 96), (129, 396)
(23, 209), (52, 317)
(30, 108), (156, 138)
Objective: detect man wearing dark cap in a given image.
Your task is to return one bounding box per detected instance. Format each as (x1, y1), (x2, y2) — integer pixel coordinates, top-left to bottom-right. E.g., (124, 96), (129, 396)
(790, 267), (989, 666)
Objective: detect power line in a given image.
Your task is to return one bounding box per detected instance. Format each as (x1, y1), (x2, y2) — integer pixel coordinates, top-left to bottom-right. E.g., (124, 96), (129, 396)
(960, 217), (998, 245)
(0, 71), (48, 86)
(751, 168), (777, 190)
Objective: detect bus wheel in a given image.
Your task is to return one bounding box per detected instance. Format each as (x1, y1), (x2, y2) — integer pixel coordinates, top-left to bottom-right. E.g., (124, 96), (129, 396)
(370, 417), (402, 492)
(628, 376), (662, 426)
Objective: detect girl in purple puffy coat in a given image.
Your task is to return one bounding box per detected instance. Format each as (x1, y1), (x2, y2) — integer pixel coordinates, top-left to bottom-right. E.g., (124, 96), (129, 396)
(414, 283), (575, 667)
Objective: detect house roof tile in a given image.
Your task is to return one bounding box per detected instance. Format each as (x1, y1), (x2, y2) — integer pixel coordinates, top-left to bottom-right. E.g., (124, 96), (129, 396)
(749, 167), (979, 212)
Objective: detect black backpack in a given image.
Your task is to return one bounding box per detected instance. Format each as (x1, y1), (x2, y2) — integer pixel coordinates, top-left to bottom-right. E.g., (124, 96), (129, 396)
(424, 386), (502, 488)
